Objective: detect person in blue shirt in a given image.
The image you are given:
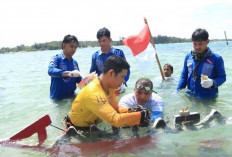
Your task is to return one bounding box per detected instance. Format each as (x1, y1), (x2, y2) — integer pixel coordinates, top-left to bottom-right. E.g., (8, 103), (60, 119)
(90, 27), (130, 93)
(177, 28), (226, 98)
(48, 35), (82, 99)
(119, 78), (165, 127)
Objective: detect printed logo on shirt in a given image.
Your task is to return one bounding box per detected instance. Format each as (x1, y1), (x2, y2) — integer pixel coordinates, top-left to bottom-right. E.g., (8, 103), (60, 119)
(49, 58), (55, 64)
(187, 59), (193, 74)
(96, 95), (106, 104)
(206, 59), (213, 64)
(74, 63), (77, 69)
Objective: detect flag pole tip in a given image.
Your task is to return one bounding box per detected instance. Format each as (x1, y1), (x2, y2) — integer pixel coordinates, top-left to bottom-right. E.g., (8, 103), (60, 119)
(144, 17), (147, 24)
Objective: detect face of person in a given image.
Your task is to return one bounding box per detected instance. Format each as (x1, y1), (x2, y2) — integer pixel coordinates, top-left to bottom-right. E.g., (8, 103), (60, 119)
(134, 84), (152, 105)
(111, 69), (127, 89)
(63, 41), (78, 59)
(163, 65), (173, 77)
(98, 36), (112, 53)
(193, 40), (209, 54)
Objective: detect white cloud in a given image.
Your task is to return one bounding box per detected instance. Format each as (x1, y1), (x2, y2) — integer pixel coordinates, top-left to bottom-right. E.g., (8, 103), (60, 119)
(0, 0), (232, 48)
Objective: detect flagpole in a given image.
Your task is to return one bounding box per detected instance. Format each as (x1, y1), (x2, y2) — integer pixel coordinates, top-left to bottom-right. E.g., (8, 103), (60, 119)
(144, 18), (165, 81)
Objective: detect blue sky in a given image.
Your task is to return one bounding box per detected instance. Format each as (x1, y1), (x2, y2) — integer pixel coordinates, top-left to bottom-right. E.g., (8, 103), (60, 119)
(0, 0), (232, 48)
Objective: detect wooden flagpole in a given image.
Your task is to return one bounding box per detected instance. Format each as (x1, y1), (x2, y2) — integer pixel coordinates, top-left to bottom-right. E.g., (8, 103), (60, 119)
(144, 17), (165, 80)
(224, 31), (228, 45)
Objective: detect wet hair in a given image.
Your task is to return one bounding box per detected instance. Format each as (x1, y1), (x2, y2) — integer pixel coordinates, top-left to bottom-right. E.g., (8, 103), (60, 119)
(192, 28), (209, 41)
(62, 35), (78, 49)
(135, 78), (153, 90)
(164, 63), (173, 72)
(102, 55), (130, 75)
(97, 27), (111, 39)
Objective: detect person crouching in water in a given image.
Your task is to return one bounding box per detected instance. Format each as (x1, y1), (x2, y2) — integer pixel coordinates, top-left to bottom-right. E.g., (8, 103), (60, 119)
(66, 56), (150, 138)
(119, 78), (165, 128)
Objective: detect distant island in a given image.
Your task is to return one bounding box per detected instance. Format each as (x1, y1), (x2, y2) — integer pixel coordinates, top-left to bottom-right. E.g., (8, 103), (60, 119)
(0, 35), (230, 54)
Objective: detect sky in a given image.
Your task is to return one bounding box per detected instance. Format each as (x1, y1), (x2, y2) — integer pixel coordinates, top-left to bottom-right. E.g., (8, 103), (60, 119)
(0, 0), (232, 48)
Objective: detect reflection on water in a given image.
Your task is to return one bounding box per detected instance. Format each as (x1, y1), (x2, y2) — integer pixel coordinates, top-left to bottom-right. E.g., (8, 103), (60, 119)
(51, 134), (158, 157)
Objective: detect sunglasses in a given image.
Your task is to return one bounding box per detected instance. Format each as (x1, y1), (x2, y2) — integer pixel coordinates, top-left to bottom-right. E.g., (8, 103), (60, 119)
(136, 85), (153, 91)
(135, 85), (157, 93)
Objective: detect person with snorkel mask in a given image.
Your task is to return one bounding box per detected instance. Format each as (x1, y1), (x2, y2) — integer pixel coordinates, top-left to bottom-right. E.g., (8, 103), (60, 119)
(119, 78), (165, 128)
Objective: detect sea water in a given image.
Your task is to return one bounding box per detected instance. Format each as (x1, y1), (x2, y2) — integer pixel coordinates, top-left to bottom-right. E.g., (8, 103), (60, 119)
(0, 41), (232, 156)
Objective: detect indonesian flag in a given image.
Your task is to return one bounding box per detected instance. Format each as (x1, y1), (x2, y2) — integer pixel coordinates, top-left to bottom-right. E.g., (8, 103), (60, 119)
(123, 24), (156, 73)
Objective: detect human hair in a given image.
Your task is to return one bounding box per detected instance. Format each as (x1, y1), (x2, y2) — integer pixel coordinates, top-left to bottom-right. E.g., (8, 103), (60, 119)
(102, 55), (130, 75)
(97, 27), (111, 39)
(192, 28), (209, 41)
(135, 78), (153, 89)
(164, 63), (173, 72)
(62, 35), (78, 49)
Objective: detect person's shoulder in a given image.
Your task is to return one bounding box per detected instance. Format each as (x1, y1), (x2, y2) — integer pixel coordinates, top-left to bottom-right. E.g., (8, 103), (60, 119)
(121, 92), (134, 98)
(81, 79), (101, 96)
(112, 47), (124, 53)
(119, 93), (134, 101)
(92, 50), (100, 57)
(183, 52), (193, 61)
(114, 47), (123, 52)
(165, 76), (174, 80)
(211, 52), (222, 59)
(186, 51), (192, 57)
(53, 53), (62, 58)
(73, 59), (79, 66)
(151, 93), (163, 101)
(208, 50), (224, 61)
(119, 92), (135, 106)
(51, 53), (62, 61)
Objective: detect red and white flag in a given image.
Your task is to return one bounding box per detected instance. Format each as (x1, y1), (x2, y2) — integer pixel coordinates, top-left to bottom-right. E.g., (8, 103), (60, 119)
(123, 24), (156, 73)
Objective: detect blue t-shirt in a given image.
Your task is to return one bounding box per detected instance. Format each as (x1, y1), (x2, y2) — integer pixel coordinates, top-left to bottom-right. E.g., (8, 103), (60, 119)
(177, 48), (226, 98)
(48, 53), (82, 99)
(90, 47), (130, 83)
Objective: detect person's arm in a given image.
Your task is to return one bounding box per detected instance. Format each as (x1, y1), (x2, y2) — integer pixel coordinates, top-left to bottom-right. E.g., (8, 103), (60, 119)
(117, 49), (130, 83)
(110, 90), (130, 113)
(151, 95), (164, 122)
(212, 56), (226, 87)
(118, 106), (130, 113)
(74, 61), (83, 84)
(90, 53), (97, 74)
(177, 55), (189, 91)
(151, 111), (163, 122)
(48, 56), (69, 78)
(87, 93), (141, 127)
(125, 69), (130, 84)
(75, 76), (83, 84)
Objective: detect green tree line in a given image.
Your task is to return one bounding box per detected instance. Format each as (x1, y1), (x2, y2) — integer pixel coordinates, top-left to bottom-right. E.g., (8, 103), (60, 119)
(153, 35), (190, 43)
(0, 40), (123, 53)
(0, 35), (229, 54)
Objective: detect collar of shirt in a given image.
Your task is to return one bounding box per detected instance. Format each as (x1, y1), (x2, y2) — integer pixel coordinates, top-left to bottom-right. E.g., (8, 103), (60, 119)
(61, 52), (72, 61)
(99, 47), (114, 55)
(204, 47), (212, 56)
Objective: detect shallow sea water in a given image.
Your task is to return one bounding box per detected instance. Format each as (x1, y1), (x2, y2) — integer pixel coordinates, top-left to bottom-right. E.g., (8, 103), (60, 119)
(0, 41), (232, 156)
